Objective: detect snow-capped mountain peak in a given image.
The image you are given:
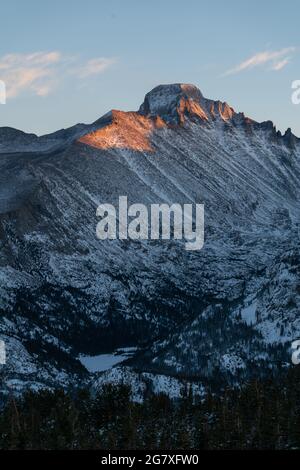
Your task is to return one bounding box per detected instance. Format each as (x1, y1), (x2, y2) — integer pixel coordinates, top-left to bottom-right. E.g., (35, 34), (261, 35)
(138, 83), (236, 124)
(0, 83), (300, 397)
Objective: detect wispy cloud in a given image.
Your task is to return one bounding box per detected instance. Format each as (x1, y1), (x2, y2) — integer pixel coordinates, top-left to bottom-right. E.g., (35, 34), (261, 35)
(77, 57), (116, 78)
(0, 52), (116, 99)
(223, 47), (296, 76)
(271, 58), (290, 71)
(0, 52), (61, 98)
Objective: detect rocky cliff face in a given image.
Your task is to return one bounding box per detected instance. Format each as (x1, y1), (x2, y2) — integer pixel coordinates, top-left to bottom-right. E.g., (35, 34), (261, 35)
(0, 84), (299, 396)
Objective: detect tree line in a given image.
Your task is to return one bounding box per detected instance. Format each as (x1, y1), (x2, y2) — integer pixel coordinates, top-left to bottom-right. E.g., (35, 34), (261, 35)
(0, 367), (300, 450)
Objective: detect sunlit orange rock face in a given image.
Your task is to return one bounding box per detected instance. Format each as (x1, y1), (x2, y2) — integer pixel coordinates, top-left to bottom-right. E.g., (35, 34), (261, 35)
(209, 101), (234, 121)
(78, 111), (165, 152)
(78, 84), (237, 153)
(177, 97), (208, 124)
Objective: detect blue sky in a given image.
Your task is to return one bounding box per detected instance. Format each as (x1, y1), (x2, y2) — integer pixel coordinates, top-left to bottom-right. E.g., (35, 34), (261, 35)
(0, 0), (299, 135)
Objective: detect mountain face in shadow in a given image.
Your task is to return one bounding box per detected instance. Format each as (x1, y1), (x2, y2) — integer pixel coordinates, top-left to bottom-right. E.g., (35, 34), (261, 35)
(0, 84), (299, 396)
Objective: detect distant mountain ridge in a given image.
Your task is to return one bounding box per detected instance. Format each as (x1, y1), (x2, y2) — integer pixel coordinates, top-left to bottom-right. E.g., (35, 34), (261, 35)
(1, 83), (298, 153)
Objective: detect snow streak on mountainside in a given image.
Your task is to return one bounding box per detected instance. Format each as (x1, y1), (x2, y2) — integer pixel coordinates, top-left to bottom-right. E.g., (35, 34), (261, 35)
(0, 84), (299, 396)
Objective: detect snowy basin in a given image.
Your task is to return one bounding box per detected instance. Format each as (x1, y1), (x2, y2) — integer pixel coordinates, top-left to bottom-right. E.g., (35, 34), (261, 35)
(79, 353), (127, 373)
(79, 347), (138, 373)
